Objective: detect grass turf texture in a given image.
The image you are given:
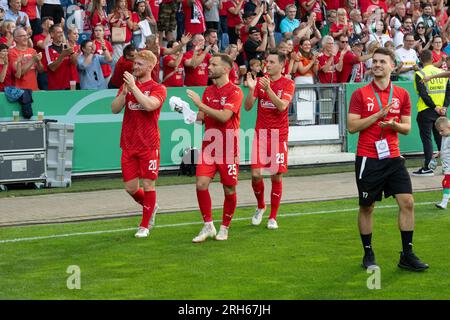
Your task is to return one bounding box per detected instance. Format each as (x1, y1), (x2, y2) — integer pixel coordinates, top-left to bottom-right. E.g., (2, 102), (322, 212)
(1, 190), (449, 300)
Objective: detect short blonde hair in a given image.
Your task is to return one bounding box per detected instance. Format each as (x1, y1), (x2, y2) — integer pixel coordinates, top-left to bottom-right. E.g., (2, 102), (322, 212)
(136, 49), (157, 66)
(435, 116), (448, 129)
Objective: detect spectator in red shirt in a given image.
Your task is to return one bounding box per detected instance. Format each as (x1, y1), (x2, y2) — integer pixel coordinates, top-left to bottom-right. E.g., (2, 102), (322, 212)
(183, 0), (206, 35)
(109, 44), (137, 88)
(0, 20), (16, 48)
(33, 16), (53, 90)
(183, 33), (212, 86)
(108, 0), (134, 64)
(90, 0), (111, 39)
(223, 0), (244, 45)
(162, 40), (184, 87)
(360, 0), (388, 15)
(67, 27), (82, 90)
(330, 8), (353, 40)
(348, 40), (367, 82)
(336, 35), (373, 83)
(0, 43), (9, 92)
(22, 0), (43, 36)
(224, 43), (242, 85)
(132, 0), (157, 49)
(431, 35), (448, 70)
(92, 24), (114, 81)
(44, 24), (78, 90)
(317, 35), (342, 83)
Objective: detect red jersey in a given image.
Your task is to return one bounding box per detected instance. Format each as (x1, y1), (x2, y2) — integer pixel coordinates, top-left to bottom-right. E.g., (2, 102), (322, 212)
(33, 33), (47, 71)
(336, 51), (359, 83)
(253, 76), (295, 141)
(360, 0), (388, 14)
(162, 55), (184, 87)
(149, 0), (160, 22)
(110, 56), (134, 88)
(228, 61), (240, 85)
(183, 0), (206, 35)
(318, 53), (339, 83)
(299, 0), (323, 21)
(349, 81), (411, 158)
(70, 44), (81, 83)
(44, 44), (73, 90)
(276, 0), (295, 10)
(432, 51), (448, 70)
(94, 39), (113, 78)
(224, 0), (242, 27)
(183, 50), (211, 86)
(201, 82), (243, 158)
(118, 79), (167, 150)
(22, 0), (38, 20)
(9, 47), (40, 90)
(324, 0), (340, 10)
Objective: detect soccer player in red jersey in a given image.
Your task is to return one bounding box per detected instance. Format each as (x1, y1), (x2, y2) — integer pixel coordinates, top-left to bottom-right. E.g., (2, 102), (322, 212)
(186, 53), (244, 243)
(244, 51), (295, 230)
(111, 50), (167, 238)
(348, 47), (429, 271)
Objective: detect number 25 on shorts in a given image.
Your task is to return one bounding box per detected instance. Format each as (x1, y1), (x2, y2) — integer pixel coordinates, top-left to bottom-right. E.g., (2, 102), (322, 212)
(228, 164), (237, 176)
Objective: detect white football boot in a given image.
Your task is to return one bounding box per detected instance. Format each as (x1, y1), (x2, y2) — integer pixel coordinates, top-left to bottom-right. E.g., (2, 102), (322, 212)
(192, 222), (217, 243)
(251, 206), (266, 226)
(267, 218), (279, 230)
(135, 227), (150, 238)
(215, 225), (229, 241)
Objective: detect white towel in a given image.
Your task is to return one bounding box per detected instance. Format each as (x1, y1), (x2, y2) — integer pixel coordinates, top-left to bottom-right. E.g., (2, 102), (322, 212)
(138, 20), (152, 49)
(169, 96), (197, 124)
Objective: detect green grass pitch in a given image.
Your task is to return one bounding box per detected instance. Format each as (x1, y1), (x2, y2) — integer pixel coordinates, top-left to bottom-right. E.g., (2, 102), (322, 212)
(0, 190), (449, 300)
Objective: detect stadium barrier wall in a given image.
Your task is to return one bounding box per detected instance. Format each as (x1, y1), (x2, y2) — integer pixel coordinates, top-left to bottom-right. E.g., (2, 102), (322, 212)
(345, 81), (426, 154)
(0, 87), (257, 174)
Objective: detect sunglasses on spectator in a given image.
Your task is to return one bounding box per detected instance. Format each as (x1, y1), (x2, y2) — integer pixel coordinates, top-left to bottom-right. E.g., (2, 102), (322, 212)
(341, 40), (348, 43)
(417, 26), (425, 29)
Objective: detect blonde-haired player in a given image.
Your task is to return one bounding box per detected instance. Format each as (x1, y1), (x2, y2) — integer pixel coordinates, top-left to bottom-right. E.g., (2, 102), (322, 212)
(111, 50), (167, 238)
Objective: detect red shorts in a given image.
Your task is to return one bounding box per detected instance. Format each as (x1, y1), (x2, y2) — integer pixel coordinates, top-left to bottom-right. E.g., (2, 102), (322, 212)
(443, 175), (450, 189)
(121, 149), (160, 182)
(196, 152), (239, 186)
(251, 135), (288, 174)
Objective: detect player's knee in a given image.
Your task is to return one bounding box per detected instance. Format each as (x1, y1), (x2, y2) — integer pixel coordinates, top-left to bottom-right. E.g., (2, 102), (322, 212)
(125, 185), (139, 195)
(251, 171), (263, 181)
(196, 181), (209, 190)
(223, 185), (236, 195)
(400, 197), (414, 214)
(360, 205), (374, 216)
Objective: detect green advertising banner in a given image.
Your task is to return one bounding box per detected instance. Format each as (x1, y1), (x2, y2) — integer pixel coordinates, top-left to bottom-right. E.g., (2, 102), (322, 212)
(345, 81), (432, 154)
(0, 87), (257, 173)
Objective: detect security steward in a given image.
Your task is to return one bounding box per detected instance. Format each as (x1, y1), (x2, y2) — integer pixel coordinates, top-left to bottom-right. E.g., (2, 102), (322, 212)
(413, 49), (450, 176)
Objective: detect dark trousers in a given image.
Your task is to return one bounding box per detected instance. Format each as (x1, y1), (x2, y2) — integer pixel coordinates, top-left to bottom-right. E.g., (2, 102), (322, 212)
(417, 107), (442, 168)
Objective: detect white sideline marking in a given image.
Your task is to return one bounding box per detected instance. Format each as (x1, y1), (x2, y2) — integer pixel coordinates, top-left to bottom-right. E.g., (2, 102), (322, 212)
(0, 202), (436, 244)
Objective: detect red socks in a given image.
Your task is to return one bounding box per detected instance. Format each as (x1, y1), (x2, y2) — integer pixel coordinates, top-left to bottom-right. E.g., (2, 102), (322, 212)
(270, 179), (282, 220)
(252, 179), (265, 209)
(197, 189), (213, 223)
(131, 188), (145, 206)
(140, 190), (156, 228)
(222, 193), (237, 227)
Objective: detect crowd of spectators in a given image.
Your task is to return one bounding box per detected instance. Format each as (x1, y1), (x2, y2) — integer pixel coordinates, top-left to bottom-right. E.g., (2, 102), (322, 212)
(0, 0), (449, 93)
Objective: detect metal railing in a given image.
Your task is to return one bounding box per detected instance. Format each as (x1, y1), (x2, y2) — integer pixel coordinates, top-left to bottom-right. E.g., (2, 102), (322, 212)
(288, 83), (347, 145)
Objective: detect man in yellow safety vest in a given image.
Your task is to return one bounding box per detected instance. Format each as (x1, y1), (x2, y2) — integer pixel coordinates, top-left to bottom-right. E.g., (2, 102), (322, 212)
(413, 49), (450, 176)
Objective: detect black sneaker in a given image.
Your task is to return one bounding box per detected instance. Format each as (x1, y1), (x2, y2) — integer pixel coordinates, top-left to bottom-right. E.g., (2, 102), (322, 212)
(398, 252), (429, 272)
(362, 251), (378, 269)
(412, 168), (434, 177)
